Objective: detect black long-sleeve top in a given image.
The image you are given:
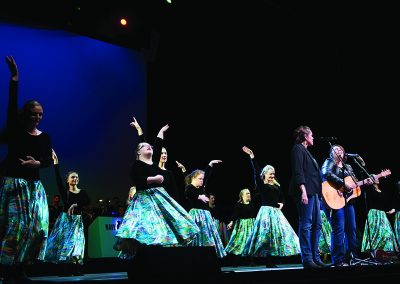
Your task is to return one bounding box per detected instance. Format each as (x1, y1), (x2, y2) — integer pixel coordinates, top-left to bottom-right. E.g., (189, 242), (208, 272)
(321, 158), (357, 204)
(0, 80), (52, 181)
(129, 137), (163, 191)
(185, 165), (213, 211)
(230, 202), (257, 222)
(138, 134), (179, 199)
(54, 164), (90, 215)
(208, 204), (227, 222)
(160, 169), (179, 200)
(250, 157), (285, 208)
(289, 143), (322, 197)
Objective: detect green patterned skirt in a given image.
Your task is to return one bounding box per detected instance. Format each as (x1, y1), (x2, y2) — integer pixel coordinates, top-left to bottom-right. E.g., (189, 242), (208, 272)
(361, 209), (398, 252)
(0, 177), (49, 265)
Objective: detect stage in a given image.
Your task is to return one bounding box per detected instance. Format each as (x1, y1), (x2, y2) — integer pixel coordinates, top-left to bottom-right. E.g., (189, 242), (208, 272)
(13, 256), (400, 284)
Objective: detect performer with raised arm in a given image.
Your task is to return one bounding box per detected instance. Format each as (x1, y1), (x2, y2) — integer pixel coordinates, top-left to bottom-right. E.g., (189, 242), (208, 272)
(184, 160), (227, 258)
(44, 149), (89, 276)
(114, 122), (199, 258)
(242, 146), (300, 267)
(131, 117), (181, 202)
(0, 55), (52, 282)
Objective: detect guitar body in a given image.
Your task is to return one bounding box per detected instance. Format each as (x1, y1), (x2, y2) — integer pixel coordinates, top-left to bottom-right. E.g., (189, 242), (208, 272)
(321, 176), (361, 210)
(344, 176), (361, 203)
(321, 169), (390, 210)
(321, 181), (345, 210)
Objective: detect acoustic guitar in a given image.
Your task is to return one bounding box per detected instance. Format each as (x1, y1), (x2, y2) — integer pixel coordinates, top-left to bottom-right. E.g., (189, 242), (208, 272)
(321, 169), (391, 210)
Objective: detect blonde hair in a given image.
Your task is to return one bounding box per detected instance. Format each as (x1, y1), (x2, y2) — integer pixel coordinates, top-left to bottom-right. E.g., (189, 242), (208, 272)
(260, 165), (280, 186)
(184, 169), (205, 186)
(238, 188), (251, 203)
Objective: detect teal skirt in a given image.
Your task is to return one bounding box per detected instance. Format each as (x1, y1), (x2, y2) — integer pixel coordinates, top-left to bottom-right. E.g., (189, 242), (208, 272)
(242, 206), (301, 257)
(44, 212), (85, 264)
(0, 177), (49, 265)
(188, 209), (227, 258)
(361, 209), (398, 252)
(319, 210), (332, 254)
(115, 187), (199, 258)
(225, 218), (255, 255)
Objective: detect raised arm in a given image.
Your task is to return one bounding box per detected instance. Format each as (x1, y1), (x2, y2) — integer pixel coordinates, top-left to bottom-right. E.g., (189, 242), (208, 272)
(52, 149), (68, 206)
(157, 124), (169, 140)
(6, 55), (18, 81)
(1, 56), (19, 143)
(153, 124), (169, 163)
(242, 146), (260, 190)
(203, 160), (223, 192)
(176, 160), (187, 173)
(130, 116), (145, 142)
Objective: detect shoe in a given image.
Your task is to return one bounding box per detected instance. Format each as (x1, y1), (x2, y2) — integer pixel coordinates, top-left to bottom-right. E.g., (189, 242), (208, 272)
(314, 259), (331, 268)
(303, 261), (321, 269)
(335, 262), (349, 267)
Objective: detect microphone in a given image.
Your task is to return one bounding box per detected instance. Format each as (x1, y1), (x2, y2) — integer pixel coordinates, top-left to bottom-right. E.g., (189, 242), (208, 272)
(318, 137), (337, 142)
(345, 153), (359, 158)
(345, 153), (366, 166)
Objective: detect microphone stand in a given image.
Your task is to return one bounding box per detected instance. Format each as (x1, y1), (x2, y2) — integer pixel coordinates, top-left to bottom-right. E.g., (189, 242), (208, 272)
(347, 157), (380, 266)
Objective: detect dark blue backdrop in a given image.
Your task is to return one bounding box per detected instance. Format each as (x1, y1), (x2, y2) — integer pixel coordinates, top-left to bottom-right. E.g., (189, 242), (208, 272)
(0, 22), (147, 205)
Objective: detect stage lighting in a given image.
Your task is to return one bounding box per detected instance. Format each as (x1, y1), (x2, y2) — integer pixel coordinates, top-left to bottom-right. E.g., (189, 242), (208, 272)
(120, 18), (128, 26)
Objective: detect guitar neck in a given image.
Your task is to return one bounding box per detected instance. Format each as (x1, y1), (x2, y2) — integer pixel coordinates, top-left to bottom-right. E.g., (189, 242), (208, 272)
(356, 173), (384, 187)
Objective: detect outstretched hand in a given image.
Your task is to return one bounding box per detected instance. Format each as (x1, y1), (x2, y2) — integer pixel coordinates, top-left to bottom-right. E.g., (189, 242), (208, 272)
(242, 146), (254, 158)
(130, 116), (143, 136)
(130, 116), (141, 129)
(157, 124), (169, 139)
(52, 149), (59, 165)
(5, 55), (18, 79)
(209, 160), (223, 167)
(176, 161), (186, 173)
(160, 124), (169, 133)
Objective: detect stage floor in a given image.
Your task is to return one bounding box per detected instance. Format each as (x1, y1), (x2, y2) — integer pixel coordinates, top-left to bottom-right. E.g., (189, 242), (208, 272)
(17, 260), (400, 283)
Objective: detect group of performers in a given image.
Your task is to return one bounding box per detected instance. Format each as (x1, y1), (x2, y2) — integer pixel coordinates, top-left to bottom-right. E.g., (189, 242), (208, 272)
(1, 55), (399, 284)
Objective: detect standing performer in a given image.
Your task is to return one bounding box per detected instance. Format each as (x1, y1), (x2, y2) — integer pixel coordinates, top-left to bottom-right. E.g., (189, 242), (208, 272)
(321, 144), (373, 266)
(0, 55), (52, 282)
(114, 122), (199, 258)
(185, 160), (227, 258)
(131, 117), (180, 202)
(242, 146), (300, 267)
(289, 126), (327, 268)
(361, 180), (398, 254)
(44, 149), (90, 276)
(225, 188), (257, 266)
